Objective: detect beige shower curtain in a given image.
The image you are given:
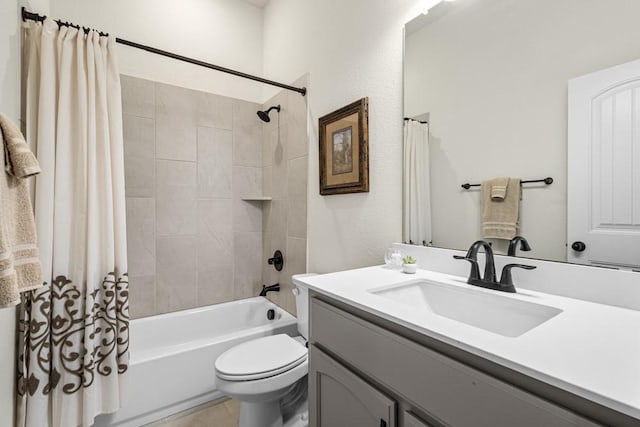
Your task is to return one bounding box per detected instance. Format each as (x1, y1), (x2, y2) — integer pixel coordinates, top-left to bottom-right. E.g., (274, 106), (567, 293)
(18, 19), (129, 427)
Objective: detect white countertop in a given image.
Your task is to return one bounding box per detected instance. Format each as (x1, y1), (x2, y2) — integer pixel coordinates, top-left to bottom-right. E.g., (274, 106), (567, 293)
(300, 266), (640, 420)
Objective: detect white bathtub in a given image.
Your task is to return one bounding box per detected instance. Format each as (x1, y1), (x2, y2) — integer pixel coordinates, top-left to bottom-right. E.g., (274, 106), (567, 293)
(94, 297), (298, 427)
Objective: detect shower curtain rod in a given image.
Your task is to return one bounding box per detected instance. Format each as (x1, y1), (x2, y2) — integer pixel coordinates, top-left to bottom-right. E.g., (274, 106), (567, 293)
(21, 7), (307, 97)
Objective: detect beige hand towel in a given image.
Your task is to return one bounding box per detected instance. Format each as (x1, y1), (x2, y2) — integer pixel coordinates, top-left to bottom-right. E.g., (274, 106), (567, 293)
(481, 178), (521, 240)
(490, 177), (509, 200)
(0, 113), (42, 308)
(0, 113), (41, 178)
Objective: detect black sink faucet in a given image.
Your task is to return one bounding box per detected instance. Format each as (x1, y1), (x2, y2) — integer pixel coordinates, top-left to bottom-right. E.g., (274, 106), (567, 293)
(454, 240), (536, 293)
(454, 240), (496, 283)
(508, 236), (531, 257)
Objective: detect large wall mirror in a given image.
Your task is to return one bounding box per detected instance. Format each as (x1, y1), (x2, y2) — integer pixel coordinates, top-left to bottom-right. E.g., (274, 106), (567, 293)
(404, 0), (640, 264)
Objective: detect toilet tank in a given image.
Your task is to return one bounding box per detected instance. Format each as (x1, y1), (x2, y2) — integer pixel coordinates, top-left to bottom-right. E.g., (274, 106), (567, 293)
(292, 273), (317, 340)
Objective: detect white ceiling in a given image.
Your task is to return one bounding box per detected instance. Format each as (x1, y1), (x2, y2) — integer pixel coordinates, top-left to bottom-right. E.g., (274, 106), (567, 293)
(242, 0), (269, 8)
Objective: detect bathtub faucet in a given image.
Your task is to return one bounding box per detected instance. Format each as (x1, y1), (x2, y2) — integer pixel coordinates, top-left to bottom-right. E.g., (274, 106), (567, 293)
(259, 283), (280, 297)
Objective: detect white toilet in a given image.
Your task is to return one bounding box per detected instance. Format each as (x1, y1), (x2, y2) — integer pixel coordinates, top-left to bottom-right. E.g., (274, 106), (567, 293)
(215, 274), (315, 427)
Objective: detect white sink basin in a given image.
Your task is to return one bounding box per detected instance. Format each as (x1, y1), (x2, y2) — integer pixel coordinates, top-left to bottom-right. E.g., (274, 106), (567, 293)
(369, 279), (562, 337)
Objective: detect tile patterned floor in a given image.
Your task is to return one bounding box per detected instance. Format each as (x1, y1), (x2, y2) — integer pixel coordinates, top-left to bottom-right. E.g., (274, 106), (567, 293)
(147, 399), (240, 427)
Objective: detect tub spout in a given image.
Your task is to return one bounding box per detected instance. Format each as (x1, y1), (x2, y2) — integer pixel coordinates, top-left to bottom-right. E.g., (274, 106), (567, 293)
(259, 283), (280, 297)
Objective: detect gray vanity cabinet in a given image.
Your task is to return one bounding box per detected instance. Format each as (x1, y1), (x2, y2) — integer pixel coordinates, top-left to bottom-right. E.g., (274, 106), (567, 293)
(309, 294), (602, 427)
(309, 345), (396, 427)
(403, 412), (433, 427)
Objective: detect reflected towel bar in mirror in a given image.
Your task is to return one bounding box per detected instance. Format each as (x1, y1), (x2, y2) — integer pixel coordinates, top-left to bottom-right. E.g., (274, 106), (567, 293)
(461, 177), (553, 190)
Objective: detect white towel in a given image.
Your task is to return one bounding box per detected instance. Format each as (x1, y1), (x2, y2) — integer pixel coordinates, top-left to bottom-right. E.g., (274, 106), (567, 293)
(481, 178), (521, 240)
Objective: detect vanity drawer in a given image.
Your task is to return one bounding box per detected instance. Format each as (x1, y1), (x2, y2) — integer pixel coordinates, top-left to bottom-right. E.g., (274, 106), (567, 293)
(310, 297), (599, 427)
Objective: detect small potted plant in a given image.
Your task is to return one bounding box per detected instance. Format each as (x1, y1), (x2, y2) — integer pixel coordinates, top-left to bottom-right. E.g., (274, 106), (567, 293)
(402, 255), (417, 274)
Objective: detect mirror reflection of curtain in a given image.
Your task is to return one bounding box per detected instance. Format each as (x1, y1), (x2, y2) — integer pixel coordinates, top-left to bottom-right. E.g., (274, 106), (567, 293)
(403, 120), (431, 245)
(18, 19), (129, 427)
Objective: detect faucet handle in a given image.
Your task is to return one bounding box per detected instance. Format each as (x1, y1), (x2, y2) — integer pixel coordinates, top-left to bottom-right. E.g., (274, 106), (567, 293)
(499, 263), (536, 289)
(453, 255), (481, 282)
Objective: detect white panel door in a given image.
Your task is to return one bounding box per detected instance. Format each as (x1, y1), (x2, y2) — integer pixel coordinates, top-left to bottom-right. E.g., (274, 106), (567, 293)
(568, 59), (640, 269)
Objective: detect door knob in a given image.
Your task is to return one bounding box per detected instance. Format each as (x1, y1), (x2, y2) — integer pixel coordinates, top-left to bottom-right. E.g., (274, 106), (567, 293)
(571, 241), (586, 252)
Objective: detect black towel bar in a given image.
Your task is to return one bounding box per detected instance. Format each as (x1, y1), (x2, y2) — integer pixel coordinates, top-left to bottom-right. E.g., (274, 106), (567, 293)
(461, 177), (553, 190)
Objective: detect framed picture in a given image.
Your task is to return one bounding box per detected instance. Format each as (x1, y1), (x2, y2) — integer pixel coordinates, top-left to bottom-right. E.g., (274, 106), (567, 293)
(318, 98), (369, 195)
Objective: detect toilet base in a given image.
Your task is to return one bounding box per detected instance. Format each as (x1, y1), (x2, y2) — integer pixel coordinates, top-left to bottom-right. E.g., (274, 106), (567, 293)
(283, 399), (308, 427)
(239, 401), (283, 427)
(237, 399), (308, 427)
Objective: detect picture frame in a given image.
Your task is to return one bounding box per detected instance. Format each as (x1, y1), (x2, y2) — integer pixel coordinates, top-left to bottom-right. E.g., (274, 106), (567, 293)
(318, 97), (369, 195)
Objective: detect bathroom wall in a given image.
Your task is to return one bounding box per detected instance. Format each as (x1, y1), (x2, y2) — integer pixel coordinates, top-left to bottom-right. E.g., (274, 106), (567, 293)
(0, 310), (15, 427)
(261, 74), (309, 314)
(1, 2), (20, 122)
(262, 0), (425, 273)
(50, 0), (265, 102)
(0, 1), (23, 424)
(122, 75), (264, 318)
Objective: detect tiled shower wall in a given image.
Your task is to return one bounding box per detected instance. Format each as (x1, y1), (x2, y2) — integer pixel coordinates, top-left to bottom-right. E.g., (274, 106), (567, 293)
(262, 75), (309, 315)
(122, 75), (265, 318)
(122, 74), (308, 318)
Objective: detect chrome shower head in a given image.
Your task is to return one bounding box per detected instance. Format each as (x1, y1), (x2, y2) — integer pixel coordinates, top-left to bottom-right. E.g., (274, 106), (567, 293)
(257, 105), (281, 123)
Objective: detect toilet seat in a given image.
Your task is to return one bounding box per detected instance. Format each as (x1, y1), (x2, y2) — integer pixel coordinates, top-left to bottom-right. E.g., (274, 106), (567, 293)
(215, 334), (307, 381)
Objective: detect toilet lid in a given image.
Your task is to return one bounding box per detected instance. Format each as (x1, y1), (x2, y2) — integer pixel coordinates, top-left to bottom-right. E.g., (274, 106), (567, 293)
(215, 334), (307, 381)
